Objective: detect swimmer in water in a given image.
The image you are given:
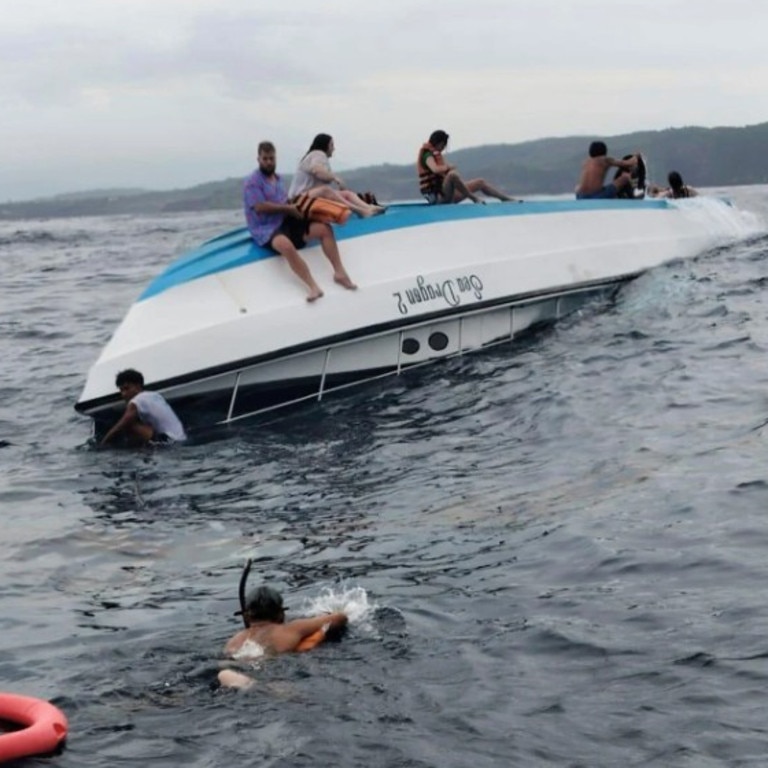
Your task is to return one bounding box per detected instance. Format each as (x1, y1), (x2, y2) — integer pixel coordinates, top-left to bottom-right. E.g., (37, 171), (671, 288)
(218, 561), (348, 689)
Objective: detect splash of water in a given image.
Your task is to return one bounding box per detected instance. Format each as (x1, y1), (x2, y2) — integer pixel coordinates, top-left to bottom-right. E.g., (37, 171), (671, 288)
(231, 638), (266, 661)
(302, 584), (377, 630)
(673, 196), (767, 239)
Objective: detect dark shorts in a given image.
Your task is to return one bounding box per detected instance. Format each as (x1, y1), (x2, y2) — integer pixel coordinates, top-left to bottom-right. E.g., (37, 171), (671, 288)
(423, 191), (449, 205)
(148, 432), (174, 447)
(576, 184), (618, 200)
(268, 216), (310, 253)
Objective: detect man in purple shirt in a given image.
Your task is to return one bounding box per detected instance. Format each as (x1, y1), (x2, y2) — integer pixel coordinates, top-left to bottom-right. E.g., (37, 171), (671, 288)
(243, 141), (357, 302)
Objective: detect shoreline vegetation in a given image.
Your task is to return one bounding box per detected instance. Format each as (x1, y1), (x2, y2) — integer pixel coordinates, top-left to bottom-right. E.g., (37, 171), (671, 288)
(3, 122), (768, 220)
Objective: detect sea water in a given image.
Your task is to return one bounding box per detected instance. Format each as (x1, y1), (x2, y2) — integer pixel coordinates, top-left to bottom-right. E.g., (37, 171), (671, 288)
(2, 188), (768, 766)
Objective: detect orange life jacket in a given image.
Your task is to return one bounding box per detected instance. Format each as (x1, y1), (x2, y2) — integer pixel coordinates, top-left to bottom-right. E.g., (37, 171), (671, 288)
(293, 193), (351, 225)
(417, 143), (445, 197)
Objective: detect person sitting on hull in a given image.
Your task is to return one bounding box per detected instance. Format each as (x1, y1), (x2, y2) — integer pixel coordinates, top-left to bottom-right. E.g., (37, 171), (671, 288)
(218, 562), (348, 690)
(417, 129), (518, 204)
(100, 368), (187, 447)
(288, 133), (385, 218)
(244, 140), (357, 302)
(575, 141), (639, 199)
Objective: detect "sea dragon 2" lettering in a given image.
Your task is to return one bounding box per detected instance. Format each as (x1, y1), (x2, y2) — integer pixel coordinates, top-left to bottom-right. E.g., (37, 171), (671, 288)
(392, 274), (484, 316)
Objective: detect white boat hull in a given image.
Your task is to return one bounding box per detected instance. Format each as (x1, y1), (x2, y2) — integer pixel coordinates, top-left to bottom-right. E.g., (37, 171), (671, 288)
(75, 197), (760, 433)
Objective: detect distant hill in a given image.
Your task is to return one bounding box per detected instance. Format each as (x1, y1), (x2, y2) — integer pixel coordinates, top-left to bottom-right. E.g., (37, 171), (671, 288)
(2, 122), (768, 220)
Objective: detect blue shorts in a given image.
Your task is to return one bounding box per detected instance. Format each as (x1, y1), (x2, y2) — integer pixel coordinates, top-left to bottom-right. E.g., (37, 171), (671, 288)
(576, 184), (618, 200)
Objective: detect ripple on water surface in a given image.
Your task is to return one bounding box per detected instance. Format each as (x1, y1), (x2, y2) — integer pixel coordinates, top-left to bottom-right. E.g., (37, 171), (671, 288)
(2, 194), (768, 766)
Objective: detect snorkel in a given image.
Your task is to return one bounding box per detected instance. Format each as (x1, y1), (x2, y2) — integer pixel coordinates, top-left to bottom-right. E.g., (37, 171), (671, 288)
(238, 558), (253, 628)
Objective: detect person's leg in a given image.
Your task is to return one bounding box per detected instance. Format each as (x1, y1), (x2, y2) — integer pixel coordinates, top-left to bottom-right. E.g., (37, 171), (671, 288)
(614, 172), (633, 198)
(306, 222), (357, 290)
(270, 232), (324, 302)
(442, 170), (482, 204)
(466, 178), (517, 202)
(337, 190), (385, 216)
(126, 422), (154, 444)
(307, 186), (375, 217)
(218, 669), (256, 690)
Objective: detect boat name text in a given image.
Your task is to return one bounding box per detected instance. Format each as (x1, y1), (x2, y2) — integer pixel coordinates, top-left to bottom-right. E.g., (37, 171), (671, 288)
(393, 274), (484, 316)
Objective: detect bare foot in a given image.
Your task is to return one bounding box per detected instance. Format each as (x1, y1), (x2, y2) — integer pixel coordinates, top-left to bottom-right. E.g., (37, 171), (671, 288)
(371, 206), (387, 216)
(471, 197), (486, 205)
(334, 274), (358, 290)
(218, 670), (256, 690)
(307, 287), (324, 302)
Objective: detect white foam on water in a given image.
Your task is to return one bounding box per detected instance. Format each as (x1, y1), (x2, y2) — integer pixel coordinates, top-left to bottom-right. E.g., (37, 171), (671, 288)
(301, 584), (377, 633)
(673, 196), (767, 240)
(231, 638), (266, 661)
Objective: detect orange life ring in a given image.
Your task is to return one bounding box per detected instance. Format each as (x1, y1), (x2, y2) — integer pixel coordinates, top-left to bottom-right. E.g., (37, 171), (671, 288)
(0, 693), (68, 763)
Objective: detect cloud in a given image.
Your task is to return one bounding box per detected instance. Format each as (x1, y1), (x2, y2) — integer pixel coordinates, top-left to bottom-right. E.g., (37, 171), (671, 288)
(2, 0), (768, 201)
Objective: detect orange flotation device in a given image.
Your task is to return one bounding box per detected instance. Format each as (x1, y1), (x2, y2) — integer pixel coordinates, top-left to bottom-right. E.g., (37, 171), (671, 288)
(295, 628), (326, 652)
(293, 193), (351, 225)
(0, 693), (68, 763)
(416, 142), (446, 198)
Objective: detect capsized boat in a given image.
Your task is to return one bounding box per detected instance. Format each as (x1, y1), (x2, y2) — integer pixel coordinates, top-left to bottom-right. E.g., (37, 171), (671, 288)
(75, 197), (760, 435)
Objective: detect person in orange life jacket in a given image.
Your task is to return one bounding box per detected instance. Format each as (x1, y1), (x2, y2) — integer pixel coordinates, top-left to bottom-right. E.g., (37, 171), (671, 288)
(100, 368), (187, 447)
(417, 129), (517, 204)
(244, 140), (357, 302)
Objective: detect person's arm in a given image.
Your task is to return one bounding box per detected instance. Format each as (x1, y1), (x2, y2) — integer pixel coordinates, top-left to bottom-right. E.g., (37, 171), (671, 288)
(308, 162), (345, 188)
(254, 200), (301, 218)
(424, 154), (452, 175)
(280, 612), (348, 652)
(247, 177), (301, 218)
(608, 155), (638, 172)
(300, 151), (341, 186)
(100, 402), (139, 446)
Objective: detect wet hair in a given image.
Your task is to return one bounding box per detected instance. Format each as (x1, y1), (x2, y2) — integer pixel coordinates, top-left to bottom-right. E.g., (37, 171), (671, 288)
(306, 133), (333, 156)
(589, 141), (607, 158)
(115, 369), (144, 388)
(668, 171), (685, 196)
(429, 129), (449, 147)
(258, 140), (276, 155)
(237, 586), (285, 622)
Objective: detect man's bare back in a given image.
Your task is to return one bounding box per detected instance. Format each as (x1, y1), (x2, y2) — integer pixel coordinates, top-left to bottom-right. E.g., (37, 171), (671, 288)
(575, 141), (638, 199)
(576, 156), (617, 197)
(225, 613), (348, 656)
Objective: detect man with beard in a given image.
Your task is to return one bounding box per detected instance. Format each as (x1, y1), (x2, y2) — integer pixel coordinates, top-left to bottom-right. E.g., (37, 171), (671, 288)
(243, 140), (357, 302)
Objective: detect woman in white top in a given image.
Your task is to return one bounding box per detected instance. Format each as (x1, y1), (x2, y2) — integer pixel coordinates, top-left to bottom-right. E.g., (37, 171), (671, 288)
(288, 134), (385, 218)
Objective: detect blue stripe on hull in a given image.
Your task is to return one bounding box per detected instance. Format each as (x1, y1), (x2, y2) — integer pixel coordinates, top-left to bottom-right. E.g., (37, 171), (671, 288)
(139, 198), (670, 302)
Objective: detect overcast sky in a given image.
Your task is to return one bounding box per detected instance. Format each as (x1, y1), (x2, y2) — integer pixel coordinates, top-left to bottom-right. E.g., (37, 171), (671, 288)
(3, 0), (766, 202)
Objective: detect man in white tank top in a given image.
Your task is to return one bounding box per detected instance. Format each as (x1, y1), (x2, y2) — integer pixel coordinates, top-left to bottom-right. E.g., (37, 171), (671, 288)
(100, 368), (187, 447)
